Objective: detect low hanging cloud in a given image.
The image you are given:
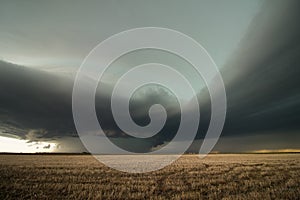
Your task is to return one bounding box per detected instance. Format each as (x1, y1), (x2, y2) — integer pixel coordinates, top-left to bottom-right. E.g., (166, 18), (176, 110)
(164, 0), (300, 150)
(0, 0), (299, 153)
(219, 0), (300, 137)
(0, 60), (181, 152)
(25, 129), (49, 143)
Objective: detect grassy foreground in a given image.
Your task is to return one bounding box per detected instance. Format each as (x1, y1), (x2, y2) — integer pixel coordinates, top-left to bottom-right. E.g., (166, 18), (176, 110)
(0, 154), (299, 199)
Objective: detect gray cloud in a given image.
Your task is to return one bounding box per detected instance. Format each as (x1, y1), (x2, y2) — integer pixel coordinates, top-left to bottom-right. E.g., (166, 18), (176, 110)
(0, 60), (181, 152)
(219, 0), (300, 136)
(170, 0), (300, 151)
(0, 0), (299, 153)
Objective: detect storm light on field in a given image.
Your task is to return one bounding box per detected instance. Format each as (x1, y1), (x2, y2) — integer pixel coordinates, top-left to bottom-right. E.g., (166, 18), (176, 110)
(0, 136), (56, 153)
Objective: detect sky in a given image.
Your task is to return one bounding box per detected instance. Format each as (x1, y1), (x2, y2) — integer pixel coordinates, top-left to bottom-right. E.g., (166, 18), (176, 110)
(0, 0), (261, 69)
(0, 0), (299, 153)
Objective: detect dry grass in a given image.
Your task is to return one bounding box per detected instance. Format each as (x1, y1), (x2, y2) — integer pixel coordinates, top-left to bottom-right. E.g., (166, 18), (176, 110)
(0, 154), (299, 199)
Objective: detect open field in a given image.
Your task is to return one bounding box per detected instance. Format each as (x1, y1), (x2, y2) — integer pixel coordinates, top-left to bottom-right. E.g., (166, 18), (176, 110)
(0, 154), (299, 199)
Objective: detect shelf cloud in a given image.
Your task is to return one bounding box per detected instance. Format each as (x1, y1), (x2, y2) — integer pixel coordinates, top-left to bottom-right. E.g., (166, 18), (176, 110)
(0, 0), (299, 153)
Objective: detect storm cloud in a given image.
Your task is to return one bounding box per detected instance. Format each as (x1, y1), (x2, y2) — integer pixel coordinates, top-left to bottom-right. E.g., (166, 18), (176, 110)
(0, 0), (299, 152)
(0, 60), (181, 152)
(187, 0), (300, 151)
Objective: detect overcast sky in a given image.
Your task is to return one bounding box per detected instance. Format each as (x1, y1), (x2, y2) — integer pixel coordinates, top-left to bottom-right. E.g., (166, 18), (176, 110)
(0, 0), (299, 153)
(0, 0), (261, 68)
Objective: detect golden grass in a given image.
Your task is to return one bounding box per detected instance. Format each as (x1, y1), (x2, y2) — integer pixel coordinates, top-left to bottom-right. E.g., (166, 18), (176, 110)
(0, 154), (299, 199)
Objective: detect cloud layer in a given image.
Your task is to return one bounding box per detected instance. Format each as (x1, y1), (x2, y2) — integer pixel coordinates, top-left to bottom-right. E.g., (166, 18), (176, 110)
(0, 0), (299, 152)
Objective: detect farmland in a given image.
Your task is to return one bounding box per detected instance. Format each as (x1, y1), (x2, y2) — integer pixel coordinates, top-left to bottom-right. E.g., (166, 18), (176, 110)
(0, 154), (299, 199)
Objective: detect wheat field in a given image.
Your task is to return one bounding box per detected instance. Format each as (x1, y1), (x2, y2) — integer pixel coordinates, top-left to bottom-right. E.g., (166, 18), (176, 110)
(0, 154), (299, 199)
